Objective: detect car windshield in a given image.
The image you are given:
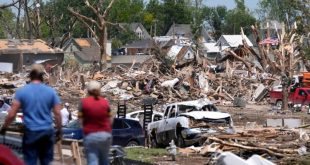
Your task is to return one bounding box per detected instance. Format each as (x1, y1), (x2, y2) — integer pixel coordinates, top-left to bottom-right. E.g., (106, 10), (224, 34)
(178, 104), (218, 114)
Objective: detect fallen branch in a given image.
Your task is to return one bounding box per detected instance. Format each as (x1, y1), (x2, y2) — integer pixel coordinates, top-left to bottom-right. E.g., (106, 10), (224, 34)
(207, 136), (297, 157)
(227, 50), (253, 74)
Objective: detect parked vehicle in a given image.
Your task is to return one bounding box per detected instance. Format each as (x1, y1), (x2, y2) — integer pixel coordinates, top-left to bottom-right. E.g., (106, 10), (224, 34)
(147, 98), (233, 147)
(269, 87), (310, 107)
(62, 118), (145, 147)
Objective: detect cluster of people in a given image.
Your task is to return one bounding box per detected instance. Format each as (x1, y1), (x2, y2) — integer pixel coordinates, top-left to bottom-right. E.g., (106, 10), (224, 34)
(0, 64), (113, 165)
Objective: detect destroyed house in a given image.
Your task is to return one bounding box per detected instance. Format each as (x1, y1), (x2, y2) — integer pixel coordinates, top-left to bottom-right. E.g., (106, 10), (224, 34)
(203, 42), (220, 60)
(122, 39), (154, 55)
(215, 35), (253, 50)
(0, 39), (64, 72)
(63, 38), (111, 64)
(167, 45), (195, 65)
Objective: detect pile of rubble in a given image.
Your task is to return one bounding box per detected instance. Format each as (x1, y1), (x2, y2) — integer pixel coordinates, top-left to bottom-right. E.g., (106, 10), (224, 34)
(179, 126), (309, 164)
(0, 57), (278, 111)
(85, 61), (277, 110)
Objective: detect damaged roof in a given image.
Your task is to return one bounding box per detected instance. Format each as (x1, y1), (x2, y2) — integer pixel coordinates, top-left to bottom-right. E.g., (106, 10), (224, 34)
(0, 39), (62, 54)
(166, 24), (193, 38)
(215, 35), (253, 48)
(64, 38), (111, 62)
(203, 43), (220, 53)
(167, 45), (194, 61)
(72, 38), (100, 62)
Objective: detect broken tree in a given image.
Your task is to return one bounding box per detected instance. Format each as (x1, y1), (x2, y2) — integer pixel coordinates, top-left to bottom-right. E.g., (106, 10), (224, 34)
(0, 0), (19, 9)
(220, 23), (306, 111)
(68, 0), (116, 70)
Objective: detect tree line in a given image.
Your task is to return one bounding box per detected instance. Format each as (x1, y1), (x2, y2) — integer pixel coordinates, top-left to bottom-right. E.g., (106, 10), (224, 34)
(0, 0), (309, 48)
(0, 0), (255, 42)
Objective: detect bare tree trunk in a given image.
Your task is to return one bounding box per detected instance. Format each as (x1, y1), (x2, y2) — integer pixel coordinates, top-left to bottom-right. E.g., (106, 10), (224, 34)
(16, 0), (22, 38)
(98, 27), (107, 71)
(281, 24), (289, 111)
(99, 35), (104, 71)
(24, 0), (32, 39)
(282, 75), (290, 111)
(35, 0), (41, 38)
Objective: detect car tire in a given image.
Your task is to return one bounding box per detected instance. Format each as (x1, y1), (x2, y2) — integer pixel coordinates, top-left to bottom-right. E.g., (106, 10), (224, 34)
(276, 100), (283, 107)
(176, 133), (185, 148)
(126, 140), (139, 147)
(150, 136), (159, 148)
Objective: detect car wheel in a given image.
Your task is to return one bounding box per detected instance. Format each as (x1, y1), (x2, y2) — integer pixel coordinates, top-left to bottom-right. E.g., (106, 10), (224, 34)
(126, 140), (139, 147)
(276, 100), (283, 107)
(150, 136), (159, 148)
(176, 133), (185, 148)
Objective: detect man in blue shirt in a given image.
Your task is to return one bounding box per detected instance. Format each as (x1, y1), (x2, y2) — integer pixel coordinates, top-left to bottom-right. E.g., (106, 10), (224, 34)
(0, 64), (62, 165)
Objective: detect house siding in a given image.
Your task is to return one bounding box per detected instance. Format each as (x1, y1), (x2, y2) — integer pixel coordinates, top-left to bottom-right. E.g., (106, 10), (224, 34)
(0, 54), (20, 72)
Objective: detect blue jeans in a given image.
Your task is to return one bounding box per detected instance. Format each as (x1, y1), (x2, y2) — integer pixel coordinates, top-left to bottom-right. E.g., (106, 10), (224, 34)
(22, 128), (54, 165)
(84, 132), (112, 165)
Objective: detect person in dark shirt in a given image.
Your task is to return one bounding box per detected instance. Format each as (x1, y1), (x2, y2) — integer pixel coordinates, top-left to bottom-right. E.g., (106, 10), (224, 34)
(79, 81), (112, 165)
(0, 64), (62, 165)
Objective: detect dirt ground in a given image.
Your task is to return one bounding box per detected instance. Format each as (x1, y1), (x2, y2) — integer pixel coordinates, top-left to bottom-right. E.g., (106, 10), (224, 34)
(153, 155), (211, 165)
(219, 104), (310, 125)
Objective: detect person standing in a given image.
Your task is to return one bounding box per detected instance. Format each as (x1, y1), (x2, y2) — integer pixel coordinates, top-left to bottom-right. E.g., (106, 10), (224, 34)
(61, 102), (71, 126)
(79, 81), (112, 165)
(0, 96), (11, 112)
(0, 64), (62, 165)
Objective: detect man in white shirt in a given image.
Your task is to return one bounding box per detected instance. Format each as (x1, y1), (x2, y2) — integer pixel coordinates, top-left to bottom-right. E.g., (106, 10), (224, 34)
(0, 96), (11, 112)
(60, 103), (71, 126)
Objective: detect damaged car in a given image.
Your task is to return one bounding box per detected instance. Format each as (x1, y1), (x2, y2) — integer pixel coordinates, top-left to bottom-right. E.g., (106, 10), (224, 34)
(147, 98), (233, 147)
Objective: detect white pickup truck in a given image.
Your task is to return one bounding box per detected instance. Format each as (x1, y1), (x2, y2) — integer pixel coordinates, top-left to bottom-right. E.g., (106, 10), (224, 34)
(147, 99), (233, 147)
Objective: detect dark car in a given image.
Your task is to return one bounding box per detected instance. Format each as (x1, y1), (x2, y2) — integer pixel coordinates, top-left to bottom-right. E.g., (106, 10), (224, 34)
(62, 118), (145, 147)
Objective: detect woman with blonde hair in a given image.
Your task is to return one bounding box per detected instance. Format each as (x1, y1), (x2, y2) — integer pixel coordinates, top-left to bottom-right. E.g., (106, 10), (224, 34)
(79, 81), (112, 165)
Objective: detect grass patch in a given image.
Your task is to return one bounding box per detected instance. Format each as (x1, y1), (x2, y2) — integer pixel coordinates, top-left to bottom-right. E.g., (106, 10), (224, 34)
(124, 147), (167, 163)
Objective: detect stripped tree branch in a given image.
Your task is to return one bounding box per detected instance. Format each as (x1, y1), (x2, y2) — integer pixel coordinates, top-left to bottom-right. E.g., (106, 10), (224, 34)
(68, 7), (98, 41)
(85, 0), (101, 21)
(227, 49), (253, 74)
(0, 0), (19, 9)
(68, 7), (100, 29)
(103, 0), (115, 19)
(68, 0), (117, 70)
